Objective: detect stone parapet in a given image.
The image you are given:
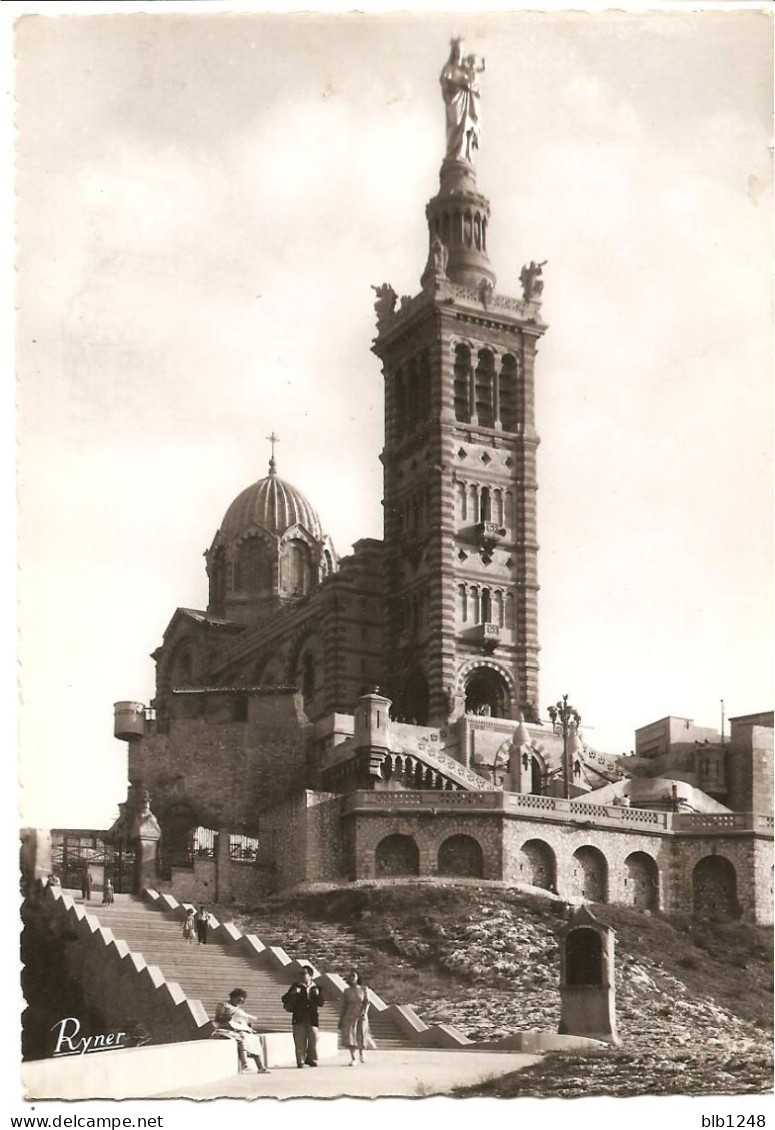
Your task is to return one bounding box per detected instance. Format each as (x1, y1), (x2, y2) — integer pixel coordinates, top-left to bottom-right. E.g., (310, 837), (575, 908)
(342, 789), (774, 841)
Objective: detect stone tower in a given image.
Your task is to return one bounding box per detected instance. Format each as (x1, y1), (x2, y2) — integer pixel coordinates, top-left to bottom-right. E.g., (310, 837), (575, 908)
(372, 43), (547, 727)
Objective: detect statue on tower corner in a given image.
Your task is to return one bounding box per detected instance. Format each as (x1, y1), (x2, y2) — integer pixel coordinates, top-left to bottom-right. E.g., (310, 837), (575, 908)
(421, 234), (449, 289)
(372, 282), (397, 331)
(520, 260), (547, 304)
(440, 38), (485, 164)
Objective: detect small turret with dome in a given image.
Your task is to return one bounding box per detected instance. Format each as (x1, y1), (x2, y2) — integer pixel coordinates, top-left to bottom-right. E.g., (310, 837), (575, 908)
(206, 435), (337, 626)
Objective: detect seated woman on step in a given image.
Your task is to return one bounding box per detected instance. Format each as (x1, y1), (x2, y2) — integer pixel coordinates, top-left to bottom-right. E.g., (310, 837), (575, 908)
(214, 988), (271, 1074)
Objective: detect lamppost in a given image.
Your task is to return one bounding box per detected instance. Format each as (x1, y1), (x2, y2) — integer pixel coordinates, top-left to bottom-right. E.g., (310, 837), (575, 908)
(547, 695), (582, 800)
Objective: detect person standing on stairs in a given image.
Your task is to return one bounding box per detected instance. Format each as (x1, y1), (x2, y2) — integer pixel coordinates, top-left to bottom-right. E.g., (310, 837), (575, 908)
(214, 988), (270, 1074)
(282, 965), (324, 1068)
(182, 906), (197, 944)
(195, 904), (210, 945)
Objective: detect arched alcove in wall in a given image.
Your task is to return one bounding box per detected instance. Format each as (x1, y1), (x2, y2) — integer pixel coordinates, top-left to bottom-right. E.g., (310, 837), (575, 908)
(438, 834), (484, 878)
(571, 845), (608, 903)
(375, 834), (419, 877)
(692, 855), (739, 918)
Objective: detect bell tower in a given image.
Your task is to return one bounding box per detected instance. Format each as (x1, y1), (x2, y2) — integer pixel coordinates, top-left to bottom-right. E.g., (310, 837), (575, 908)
(372, 42), (547, 727)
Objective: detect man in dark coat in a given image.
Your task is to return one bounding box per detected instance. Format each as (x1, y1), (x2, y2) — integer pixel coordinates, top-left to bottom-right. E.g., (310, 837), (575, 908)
(282, 965), (324, 1067)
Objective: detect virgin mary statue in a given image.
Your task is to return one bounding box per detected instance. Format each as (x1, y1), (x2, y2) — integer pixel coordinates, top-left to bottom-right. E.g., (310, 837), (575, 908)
(440, 39), (485, 164)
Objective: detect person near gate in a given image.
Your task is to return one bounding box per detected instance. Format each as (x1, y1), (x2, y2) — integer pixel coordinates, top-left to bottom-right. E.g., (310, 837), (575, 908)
(80, 863), (93, 901)
(282, 965), (324, 1067)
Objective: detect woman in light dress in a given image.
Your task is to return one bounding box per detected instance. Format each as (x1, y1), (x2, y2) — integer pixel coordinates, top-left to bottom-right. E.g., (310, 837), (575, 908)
(182, 907), (197, 944)
(338, 971), (376, 1065)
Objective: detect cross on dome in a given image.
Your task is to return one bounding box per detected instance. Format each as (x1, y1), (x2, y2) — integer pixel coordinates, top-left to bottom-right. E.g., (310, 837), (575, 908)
(266, 431), (280, 475)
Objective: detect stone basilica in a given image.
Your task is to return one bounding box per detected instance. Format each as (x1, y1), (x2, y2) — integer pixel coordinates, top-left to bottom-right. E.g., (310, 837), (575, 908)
(111, 45), (773, 924)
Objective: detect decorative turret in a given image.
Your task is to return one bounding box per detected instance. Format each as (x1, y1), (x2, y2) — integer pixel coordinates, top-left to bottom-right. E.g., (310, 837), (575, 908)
(423, 158), (495, 291)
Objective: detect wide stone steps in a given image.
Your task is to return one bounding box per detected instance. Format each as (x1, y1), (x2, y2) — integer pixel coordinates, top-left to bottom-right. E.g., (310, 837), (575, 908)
(88, 899), (412, 1048)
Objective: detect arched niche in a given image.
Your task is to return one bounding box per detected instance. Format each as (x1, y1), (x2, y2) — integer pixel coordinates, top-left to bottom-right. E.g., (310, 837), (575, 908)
(624, 851), (659, 911)
(571, 845), (608, 903)
(520, 838), (556, 890)
(692, 855), (739, 918)
(375, 834), (419, 877)
(438, 834), (484, 878)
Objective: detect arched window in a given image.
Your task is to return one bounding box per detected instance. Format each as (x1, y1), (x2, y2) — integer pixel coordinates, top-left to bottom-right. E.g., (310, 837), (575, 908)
(475, 350), (495, 428)
(458, 583), (468, 623)
(530, 755), (544, 794)
(282, 540), (311, 596)
(480, 588), (492, 624)
(454, 344), (471, 422)
(479, 486), (491, 522)
(499, 354), (519, 432)
(238, 537), (273, 594)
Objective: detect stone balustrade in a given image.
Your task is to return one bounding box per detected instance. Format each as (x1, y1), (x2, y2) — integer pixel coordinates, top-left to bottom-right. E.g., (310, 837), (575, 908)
(342, 790), (772, 839)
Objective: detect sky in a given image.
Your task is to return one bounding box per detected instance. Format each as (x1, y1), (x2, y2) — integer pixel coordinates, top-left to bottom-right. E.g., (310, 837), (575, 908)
(14, 6), (773, 830)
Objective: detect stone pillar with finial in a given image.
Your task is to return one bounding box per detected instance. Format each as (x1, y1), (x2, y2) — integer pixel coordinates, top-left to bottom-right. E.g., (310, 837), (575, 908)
(354, 688), (393, 787)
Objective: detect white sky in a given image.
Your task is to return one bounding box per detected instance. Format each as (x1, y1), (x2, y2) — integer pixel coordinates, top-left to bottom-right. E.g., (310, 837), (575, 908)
(13, 6), (773, 830)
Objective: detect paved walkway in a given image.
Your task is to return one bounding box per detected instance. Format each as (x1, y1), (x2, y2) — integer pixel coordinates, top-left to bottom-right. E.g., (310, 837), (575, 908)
(156, 1048), (539, 1100)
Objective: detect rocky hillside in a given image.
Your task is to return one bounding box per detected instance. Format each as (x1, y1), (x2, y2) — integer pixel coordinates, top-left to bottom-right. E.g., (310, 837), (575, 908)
(217, 880), (772, 1098)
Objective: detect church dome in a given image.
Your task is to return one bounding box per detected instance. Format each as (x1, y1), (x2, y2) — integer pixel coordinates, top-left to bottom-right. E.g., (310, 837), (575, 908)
(218, 459), (323, 543)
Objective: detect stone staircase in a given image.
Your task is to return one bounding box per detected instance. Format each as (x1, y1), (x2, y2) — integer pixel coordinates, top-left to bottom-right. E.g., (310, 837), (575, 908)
(92, 896), (413, 1047)
(38, 887), (468, 1051)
